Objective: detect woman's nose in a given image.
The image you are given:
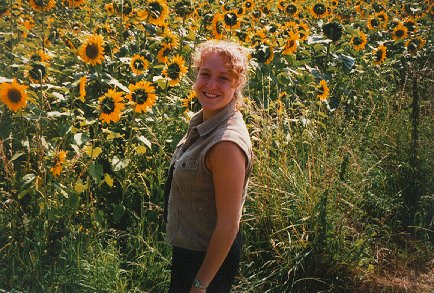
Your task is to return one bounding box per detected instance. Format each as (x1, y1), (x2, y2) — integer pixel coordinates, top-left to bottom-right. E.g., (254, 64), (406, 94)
(207, 77), (218, 89)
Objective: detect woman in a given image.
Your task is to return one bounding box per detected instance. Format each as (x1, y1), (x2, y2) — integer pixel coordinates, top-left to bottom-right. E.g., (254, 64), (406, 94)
(164, 40), (253, 292)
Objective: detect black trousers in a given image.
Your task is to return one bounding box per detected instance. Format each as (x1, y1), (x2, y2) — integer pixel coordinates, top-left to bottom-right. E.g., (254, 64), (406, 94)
(169, 231), (242, 293)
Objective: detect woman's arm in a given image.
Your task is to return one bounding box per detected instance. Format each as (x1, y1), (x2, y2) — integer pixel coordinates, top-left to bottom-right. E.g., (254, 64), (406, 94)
(190, 141), (246, 292)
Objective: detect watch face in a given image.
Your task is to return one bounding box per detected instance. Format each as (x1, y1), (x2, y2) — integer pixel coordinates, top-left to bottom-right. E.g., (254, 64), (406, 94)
(193, 278), (200, 288)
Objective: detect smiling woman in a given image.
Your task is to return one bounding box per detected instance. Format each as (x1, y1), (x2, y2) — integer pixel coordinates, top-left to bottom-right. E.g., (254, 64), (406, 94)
(164, 40), (252, 293)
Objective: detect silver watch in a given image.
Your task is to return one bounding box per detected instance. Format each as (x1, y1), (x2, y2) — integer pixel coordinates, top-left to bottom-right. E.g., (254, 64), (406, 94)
(192, 277), (207, 289)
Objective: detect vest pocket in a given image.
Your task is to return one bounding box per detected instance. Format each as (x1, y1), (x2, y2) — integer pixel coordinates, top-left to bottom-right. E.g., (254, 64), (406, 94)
(180, 158), (199, 171)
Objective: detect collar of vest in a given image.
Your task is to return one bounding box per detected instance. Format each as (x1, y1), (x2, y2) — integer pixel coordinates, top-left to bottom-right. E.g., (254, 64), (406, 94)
(189, 100), (237, 137)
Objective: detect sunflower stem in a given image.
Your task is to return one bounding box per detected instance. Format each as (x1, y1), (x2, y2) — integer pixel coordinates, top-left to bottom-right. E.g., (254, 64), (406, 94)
(125, 109), (137, 156)
(324, 42), (331, 72)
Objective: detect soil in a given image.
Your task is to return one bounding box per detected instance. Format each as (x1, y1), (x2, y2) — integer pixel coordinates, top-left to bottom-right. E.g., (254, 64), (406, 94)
(352, 258), (434, 293)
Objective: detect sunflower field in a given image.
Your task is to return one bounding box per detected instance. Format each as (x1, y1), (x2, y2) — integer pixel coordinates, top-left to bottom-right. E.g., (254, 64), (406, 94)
(0, 0), (433, 292)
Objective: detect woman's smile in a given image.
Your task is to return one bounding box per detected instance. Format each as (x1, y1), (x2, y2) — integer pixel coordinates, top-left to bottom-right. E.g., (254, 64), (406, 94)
(194, 52), (237, 120)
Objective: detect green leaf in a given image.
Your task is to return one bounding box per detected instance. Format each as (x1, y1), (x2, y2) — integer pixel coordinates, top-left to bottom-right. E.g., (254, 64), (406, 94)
(111, 156), (130, 172)
(137, 135), (152, 149)
(102, 73), (130, 93)
(74, 133), (89, 146)
(88, 163), (103, 180)
(113, 204), (126, 223)
(10, 152), (25, 162)
(21, 173), (36, 185)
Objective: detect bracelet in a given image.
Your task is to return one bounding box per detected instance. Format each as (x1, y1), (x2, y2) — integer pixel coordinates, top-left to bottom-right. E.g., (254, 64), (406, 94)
(192, 277), (208, 289)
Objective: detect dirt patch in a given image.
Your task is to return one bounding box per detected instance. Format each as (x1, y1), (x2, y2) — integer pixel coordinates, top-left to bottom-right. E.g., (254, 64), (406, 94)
(353, 259), (434, 293)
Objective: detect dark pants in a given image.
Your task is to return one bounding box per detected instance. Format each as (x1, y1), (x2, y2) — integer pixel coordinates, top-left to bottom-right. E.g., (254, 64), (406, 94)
(169, 232), (242, 293)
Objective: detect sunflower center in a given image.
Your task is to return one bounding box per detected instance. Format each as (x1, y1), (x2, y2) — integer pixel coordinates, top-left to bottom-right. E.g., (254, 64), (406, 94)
(31, 53), (42, 62)
(215, 21), (224, 34)
(149, 1), (163, 18)
(370, 18), (379, 27)
(133, 59), (145, 70)
(313, 4), (326, 15)
(8, 88), (22, 104)
(29, 63), (47, 81)
(167, 63), (181, 80)
(254, 44), (271, 63)
(86, 43), (100, 59)
(101, 97), (115, 114)
(174, 0), (192, 17)
(376, 49), (384, 61)
(288, 40), (295, 48)
(286, 5), (297, 14)
(404, 21), (416, 32)
(395, 29), (404, 38)
(245, 2), (252, 9)
(353, 37), (363, 45)
(35, 0), (49, 7)
(224, 12), (238, 26)
(132, 89), (149, 105)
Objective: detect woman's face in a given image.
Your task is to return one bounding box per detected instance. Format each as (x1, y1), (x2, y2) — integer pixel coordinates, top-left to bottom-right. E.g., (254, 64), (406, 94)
(194, 52), (237, 120)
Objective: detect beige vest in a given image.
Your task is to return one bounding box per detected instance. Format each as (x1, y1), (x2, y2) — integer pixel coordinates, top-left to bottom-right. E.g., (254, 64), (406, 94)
(165, 101), (252, 251)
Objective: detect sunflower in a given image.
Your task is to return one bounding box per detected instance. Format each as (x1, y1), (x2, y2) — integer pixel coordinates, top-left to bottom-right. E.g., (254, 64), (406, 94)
(373, 44), (386, 65)
(105, 3), (115, 14)
(173, 0), (194, 18)
(157, 45), (172, 64)
(146, 0), (169, 26)
(392, 24), (408, 40)
(322, 22), (343, 42)
(243, 0), (255, 12)
(50, 150), (68, 177)
(277, 0), (286, 11)
(78, 34), (105, 66)
(252, 40), (274, 64)
(405, 36), (426, 56)
(317, 80), (329, 101)
(99, 90), (125, 124)
(161, 30), (180, 49)
(66, 0), (85, 8)
(367, 15), (380, 30)
(350, 31), (368, 51)
(79, 75), (87, 102)
(28, 63), (48, 84)
(130, 54), (149, 75)
(330, 0), (339, 8)
(375, 11), (389, 28)
(210, 13), (225, 39)
(403, 18), (417, 33)
(311, 3), (329, 19)
(298, 22), (310, 41)
(221, 3), (232, 12)
(180, 90), (196, 109)
(282, 31), (298, 55)
(222, 10), (241, 30)
(30, 49), (50, 62)
(29, 0), (55, 12)
(0, 79), (28, 112)
(162, 55), (188, 87)
(285, 4), (300, 17)
(126, 81), (157, 113)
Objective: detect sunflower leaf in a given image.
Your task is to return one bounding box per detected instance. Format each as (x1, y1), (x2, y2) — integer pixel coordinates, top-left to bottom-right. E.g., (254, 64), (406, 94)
(137, 135), (152, 149)
(88, 163), (103, 180)
(113, 204), (126, 223)
(102, 73), (130, 93)
(111, 156), (130, 172)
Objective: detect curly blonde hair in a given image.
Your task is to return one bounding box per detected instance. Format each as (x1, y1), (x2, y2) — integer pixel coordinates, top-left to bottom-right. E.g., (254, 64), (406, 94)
(192, 40), (250, 105)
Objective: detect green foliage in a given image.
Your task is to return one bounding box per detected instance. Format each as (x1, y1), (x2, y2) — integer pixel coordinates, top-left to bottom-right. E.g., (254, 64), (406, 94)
(1, 0), (433, 292)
